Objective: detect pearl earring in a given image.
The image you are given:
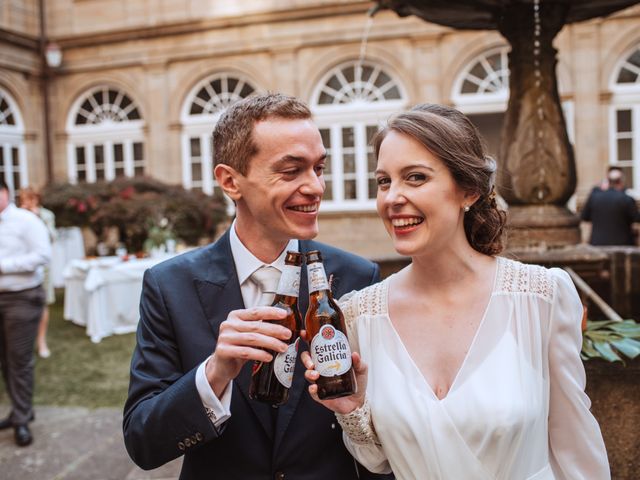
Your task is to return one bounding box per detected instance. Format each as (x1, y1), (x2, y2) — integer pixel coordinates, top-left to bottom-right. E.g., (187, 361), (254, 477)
(463, 205), (470, 212)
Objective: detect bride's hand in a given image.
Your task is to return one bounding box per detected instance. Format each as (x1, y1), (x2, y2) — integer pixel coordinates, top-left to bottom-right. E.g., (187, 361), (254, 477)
(300, 349), (368, 415)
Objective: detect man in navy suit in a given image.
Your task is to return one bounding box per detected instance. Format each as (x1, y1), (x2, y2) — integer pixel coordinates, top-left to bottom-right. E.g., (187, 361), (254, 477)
(123, 93), (392, 479)
(581, 167), (639, 245)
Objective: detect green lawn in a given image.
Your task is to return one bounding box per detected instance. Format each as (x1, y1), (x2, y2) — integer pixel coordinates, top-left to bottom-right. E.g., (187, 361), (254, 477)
(0, 291), (137, 409)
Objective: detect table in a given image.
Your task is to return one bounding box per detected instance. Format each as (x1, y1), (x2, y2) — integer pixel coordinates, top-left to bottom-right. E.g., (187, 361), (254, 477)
(63, 254), (174, 343)
(51, 227), (86, 288)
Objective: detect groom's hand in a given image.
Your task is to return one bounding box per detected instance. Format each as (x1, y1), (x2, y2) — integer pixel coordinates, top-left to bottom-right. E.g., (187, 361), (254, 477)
(206, 306), (290, 397)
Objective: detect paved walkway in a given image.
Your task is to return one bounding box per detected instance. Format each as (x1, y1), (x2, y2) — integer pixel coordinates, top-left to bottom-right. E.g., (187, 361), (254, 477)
(0, 405), (182, 480)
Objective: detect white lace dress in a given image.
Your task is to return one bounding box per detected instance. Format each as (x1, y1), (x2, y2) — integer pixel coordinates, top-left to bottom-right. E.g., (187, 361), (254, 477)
(336, 257), (610, 480)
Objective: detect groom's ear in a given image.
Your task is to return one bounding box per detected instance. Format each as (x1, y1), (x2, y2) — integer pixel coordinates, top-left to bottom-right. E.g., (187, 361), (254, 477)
(214, 164), (243, 201)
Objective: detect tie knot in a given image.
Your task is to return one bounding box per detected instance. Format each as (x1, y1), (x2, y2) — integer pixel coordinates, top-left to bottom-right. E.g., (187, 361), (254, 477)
(250, 266), (281, 305)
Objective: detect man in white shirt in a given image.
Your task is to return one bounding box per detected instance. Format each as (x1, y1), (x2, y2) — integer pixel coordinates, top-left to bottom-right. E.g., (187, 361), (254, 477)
(123, 94), (392, 479)
(0, 179), (52, 446)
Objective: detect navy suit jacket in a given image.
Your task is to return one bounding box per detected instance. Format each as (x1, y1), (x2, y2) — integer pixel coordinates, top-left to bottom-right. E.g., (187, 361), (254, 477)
(123, 230), (393, 479)
(581, 187), (639, 245)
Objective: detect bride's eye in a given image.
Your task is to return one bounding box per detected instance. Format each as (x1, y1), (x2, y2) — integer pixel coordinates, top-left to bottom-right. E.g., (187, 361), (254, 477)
(376, 177), (390, 189)
(407, 173), (427, 183)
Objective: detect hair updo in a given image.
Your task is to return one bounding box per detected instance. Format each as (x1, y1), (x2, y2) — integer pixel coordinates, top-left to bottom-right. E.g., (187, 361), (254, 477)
(372, 103), (507, 256)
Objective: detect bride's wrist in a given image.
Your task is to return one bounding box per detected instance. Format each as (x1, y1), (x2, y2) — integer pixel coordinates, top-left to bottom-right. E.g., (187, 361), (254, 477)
(335, 397), (381, 445)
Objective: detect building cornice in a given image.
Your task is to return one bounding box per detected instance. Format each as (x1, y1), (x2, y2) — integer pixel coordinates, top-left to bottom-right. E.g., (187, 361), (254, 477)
(54, 1), (372, 49)
(0, 28), (39, 51)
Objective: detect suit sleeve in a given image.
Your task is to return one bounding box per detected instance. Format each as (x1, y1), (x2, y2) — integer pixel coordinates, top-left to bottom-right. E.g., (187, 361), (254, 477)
(123, 269), (220, 470)
(547, 269), (610, 480)
(626, 195), (639, 223)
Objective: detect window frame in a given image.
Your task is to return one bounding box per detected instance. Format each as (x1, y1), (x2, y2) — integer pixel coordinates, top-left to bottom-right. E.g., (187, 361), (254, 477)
(609, 44), (640, 195)
(0, 88), (28, 197)
(312, 61), (407, 212)
(66, 86), (145, 184)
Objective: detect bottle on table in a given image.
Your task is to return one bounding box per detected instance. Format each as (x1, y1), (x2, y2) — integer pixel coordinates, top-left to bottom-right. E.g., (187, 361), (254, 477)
(249, 251), (303, 406)
(304, 250), (356, 400)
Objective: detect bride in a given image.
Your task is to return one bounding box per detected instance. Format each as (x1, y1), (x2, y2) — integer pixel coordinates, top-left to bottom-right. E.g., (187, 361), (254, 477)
(302, 104), (610, 479)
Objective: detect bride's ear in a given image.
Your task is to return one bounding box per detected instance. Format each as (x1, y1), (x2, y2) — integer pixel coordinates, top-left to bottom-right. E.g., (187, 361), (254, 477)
(462, 191), (480, 209)
(214, 164), (242, 201)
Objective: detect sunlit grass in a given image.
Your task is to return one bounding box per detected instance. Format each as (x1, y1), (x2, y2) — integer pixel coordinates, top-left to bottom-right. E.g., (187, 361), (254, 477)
(0, 291), (137, 409)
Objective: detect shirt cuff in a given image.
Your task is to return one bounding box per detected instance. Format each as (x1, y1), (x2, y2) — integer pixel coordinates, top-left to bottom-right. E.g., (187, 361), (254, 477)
(195, 356), (232, 429)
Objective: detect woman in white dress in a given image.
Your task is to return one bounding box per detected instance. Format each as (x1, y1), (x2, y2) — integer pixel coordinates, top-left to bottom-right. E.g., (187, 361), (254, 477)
(302, 104), (610, 479)
(19, 187), (56, 359)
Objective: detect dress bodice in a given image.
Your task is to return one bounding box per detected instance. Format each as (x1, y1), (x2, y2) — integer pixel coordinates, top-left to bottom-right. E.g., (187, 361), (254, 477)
(337, 257), (609, 480)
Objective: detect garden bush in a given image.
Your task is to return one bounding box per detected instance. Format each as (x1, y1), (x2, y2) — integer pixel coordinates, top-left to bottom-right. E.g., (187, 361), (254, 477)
(42, 177), (227, 253)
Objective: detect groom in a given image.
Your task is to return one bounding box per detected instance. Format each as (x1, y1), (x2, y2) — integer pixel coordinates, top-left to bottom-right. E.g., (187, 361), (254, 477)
(123, 93), (393, 479)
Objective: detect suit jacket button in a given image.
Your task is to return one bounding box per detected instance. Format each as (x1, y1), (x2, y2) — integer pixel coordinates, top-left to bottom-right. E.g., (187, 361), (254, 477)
(195, 432), (203, 441)
(190, 435), (197, 444)
(178, 442), (185, 451)
(184, 438), (192, 447)
(275, 471), (285, 480)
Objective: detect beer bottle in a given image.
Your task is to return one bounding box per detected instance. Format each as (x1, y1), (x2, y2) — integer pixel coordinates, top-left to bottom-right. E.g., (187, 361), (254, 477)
(304, 250), (356, 399)
(249, 251), (303, 406)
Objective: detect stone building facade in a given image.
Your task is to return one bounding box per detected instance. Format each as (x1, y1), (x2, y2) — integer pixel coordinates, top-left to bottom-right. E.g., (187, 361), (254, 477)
(1, 0), (639, 258)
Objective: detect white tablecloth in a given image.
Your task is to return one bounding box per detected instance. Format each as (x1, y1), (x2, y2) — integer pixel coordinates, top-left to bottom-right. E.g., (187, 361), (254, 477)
(51, 227), (86, 288)
(63, 255), (174, 343)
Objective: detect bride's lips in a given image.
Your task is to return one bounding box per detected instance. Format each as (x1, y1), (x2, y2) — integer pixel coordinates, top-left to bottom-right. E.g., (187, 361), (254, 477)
(389, 215), (425, 234)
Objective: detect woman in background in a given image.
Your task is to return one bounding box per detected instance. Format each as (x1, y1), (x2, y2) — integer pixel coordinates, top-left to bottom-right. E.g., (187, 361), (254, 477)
(19, 187), (56, 358)
(303, 104), (609, 479)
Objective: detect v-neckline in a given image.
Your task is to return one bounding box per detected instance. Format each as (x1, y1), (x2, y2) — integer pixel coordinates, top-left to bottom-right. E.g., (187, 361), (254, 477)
(383, 257), (502, 402)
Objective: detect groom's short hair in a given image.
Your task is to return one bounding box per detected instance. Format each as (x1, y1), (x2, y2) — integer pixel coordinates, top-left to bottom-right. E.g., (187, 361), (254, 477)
(213, 92), (312, 175)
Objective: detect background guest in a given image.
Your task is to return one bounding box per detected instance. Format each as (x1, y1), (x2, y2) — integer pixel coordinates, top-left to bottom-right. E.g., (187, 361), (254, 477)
(0, 179), (51, 446)
(18, 187), (57, 358)
(581, 167), (640, 245)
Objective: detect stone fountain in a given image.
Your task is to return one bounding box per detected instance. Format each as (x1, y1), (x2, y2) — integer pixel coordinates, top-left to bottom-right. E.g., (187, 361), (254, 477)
(374, 0), (639, 252)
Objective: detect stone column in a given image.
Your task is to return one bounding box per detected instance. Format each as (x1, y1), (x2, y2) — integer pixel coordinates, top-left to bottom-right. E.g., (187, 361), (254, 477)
(143, 61), (176, 182)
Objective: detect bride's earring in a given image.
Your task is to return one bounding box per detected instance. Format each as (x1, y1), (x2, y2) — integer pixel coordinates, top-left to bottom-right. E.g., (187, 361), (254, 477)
(463, 205), (470, 212)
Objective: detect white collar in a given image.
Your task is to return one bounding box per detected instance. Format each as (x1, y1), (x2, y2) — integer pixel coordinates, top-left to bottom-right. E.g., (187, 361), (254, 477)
(229, 219), (299, 286)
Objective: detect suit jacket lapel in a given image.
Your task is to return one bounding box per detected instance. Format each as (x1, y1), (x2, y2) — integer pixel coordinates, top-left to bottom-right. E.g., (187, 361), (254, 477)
(193, 230), (274, 440)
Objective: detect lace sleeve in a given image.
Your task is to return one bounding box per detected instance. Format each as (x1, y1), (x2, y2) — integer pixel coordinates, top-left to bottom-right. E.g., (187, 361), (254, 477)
(335, 398), (381, 446)
(338, 290), (360, 342)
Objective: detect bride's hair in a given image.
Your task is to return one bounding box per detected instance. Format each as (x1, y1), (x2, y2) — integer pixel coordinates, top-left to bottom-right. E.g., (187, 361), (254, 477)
(373, 103), (507, 256)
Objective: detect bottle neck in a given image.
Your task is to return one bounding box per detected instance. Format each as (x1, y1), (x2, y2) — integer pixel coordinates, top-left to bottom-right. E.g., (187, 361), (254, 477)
(275, 264), (301, 299)
(307, 261), (330, 295)
(273, 293), (299, 307)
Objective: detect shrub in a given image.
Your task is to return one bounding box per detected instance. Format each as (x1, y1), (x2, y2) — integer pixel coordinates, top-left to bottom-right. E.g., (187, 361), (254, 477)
(41, 177), (227, 252)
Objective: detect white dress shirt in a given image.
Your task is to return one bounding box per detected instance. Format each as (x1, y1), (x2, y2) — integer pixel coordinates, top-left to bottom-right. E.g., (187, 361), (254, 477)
(0, 203), (52, 292)
(195, 221), (298, 428)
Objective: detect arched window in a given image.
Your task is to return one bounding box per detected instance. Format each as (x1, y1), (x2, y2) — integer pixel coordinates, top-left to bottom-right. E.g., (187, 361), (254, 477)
(180, 73), (256, 195)
(66, 86), (145, 183)
(312, 60), (407, 211)
(452, 46), (574, 160)
(610, 44), (640, 193)
(0, 88), (27, 197)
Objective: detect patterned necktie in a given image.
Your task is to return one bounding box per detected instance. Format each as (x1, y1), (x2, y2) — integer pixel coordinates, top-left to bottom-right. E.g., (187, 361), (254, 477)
(250, 266), (281, 306)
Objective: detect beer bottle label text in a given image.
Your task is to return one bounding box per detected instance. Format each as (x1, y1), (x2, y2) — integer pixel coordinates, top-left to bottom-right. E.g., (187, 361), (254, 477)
(277, 264), (301, 298)
(310, 325), (352, 377)
(307, 262), (330, 293)
(274, 338), (299, 388)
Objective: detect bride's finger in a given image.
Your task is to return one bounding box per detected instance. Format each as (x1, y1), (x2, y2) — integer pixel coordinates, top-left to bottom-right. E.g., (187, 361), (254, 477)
(307, 383), (320, 402)
(304, 368), (320, 382)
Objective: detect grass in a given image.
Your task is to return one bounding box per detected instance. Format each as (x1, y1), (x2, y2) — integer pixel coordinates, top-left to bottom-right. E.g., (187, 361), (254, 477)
(0, 291), (137, 409)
